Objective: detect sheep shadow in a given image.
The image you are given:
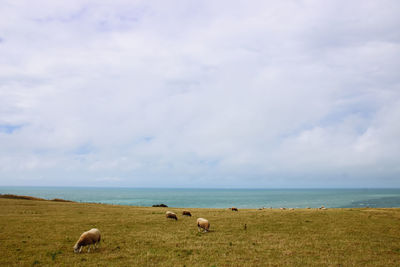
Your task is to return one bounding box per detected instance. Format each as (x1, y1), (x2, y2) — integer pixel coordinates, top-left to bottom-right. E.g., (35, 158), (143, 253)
(196, 229), (214, 236)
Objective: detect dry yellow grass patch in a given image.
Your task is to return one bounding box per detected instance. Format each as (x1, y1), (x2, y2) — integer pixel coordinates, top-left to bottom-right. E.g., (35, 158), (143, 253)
(0, 198), (400, 266)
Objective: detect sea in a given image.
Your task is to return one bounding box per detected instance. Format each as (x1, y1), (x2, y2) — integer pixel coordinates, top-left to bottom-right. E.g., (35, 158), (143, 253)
(1, 187), (400, 209)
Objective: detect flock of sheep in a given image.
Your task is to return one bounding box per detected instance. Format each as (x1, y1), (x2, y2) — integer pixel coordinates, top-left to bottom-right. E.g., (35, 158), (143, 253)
(73, 209), (215, 253)
(165, 210), (210, 232)
(73, 205), (328, 253)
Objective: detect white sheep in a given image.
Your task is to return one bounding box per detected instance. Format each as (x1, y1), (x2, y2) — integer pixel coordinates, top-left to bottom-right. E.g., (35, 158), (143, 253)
(197, 218), (210, 233)
(73, 228), (101, 253)
(166, 211), (178, 220)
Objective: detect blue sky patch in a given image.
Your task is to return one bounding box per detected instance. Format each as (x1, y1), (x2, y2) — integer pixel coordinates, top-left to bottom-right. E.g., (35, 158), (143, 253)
(0, 124), (23, 134)
(74, 143), (94, 155)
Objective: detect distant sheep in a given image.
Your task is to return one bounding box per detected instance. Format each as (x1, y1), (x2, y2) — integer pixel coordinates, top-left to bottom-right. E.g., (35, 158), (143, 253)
(231, 207), (238, 211)
(166, 211), (178, 220)
(182, 210), (192, 216)
(73, 228), (101, 253)
(197, 218), (210, 232)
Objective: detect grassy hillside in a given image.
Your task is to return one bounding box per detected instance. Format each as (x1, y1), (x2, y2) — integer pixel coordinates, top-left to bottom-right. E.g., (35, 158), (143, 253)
(0, 198), (399, 266)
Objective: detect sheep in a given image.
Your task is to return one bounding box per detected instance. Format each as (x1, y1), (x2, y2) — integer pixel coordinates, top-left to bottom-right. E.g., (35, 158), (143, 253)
(166, 211), (178, 220)
(197, 218), (210, 233)
(231, 207), (238, 211)
(73, 228), (101, 253)
(182, 210), (192, 216)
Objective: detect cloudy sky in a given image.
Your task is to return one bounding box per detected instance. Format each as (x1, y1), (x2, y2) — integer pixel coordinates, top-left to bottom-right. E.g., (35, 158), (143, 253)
(1, 0), (399, 188)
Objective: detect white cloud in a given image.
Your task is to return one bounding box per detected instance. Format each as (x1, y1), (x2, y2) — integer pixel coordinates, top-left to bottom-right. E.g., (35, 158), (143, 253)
(0, 0), (399, 187)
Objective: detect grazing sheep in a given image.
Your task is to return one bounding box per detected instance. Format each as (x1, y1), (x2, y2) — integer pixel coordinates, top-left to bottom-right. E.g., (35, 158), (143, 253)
(182, 210), (192, 216)
(231, 207), (238, 211)
(166, 211), (178, 220)
(73, 228), (101, 253)
(197, 218), (210, 232)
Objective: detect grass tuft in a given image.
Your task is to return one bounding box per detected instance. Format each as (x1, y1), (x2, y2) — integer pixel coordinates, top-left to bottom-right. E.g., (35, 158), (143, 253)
(47, 251), (62, 261)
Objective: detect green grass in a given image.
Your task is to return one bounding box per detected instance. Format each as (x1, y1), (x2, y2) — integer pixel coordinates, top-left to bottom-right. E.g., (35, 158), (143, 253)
(1, 198), (400, 266)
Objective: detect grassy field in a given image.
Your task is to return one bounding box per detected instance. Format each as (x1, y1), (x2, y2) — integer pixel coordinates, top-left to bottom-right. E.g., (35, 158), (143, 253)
(1, 197), (400, 266)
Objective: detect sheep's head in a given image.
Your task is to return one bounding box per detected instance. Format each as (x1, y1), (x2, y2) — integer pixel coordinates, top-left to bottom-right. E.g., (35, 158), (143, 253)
(73, 243), (81, 253)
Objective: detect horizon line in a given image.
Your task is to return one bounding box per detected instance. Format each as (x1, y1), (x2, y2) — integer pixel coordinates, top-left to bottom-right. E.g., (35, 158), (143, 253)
(1, 185), (399, 190)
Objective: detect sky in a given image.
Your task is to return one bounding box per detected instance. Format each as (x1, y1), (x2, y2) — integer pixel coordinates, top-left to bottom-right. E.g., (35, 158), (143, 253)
(0, 0), (399, 188)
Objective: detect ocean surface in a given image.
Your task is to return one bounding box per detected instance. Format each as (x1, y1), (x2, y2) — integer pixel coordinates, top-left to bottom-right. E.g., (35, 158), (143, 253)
(1, 187), (400, 209)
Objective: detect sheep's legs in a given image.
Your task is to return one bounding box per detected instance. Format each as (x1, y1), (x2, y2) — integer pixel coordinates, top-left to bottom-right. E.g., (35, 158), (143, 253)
(198, 227), (208, 233)
(89, 243), (98, 252)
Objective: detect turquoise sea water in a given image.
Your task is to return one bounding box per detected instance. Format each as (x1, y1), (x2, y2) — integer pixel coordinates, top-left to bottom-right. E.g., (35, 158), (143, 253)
(1, 187), (400, 208)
